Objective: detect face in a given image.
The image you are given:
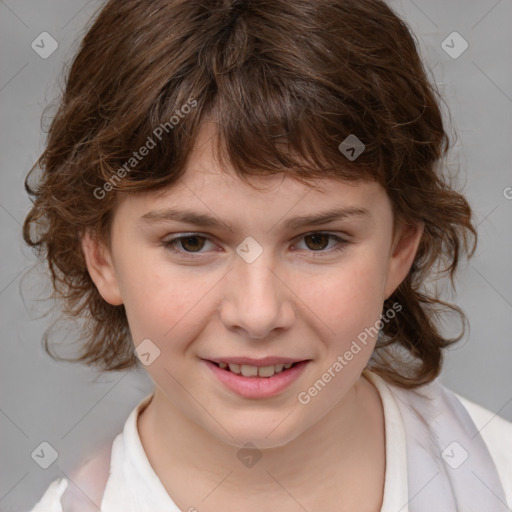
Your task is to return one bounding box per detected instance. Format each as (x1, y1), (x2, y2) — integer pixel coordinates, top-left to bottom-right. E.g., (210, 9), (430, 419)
(82, 122), (423, 450)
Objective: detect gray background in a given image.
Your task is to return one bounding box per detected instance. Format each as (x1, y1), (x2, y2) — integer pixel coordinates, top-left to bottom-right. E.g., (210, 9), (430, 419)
(1, 1), (511, 511)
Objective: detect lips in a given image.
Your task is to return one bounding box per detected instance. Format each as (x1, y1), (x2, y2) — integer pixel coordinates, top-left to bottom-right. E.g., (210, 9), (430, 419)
(205, 356), (308, 367)
(203, 359), (310, 398)
(214, 361), (297, 378)
(204, 356), (310, 378)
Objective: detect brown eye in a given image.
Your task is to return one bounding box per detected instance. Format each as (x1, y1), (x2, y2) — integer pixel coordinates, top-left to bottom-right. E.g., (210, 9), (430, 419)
(303, 233), (330, 251)
(164, 234), (210, 254)
(178, 235), (206, 252)
(295, 232), (350, 255)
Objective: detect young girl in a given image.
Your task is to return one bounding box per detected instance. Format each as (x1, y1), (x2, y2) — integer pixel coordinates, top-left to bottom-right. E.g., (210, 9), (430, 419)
(23, 0), (512, 511)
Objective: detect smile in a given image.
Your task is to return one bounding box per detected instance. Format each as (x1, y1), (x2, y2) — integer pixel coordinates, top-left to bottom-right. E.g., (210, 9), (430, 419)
(203, 359), (311, 399)
(213, 361), (296, 378)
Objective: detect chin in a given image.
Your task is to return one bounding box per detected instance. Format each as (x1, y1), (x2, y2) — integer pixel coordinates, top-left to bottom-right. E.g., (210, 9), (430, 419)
(211, 421), (305, 451)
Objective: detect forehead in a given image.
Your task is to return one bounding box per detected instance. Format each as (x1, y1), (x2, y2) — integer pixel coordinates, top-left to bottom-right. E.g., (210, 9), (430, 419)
(158, 165), (375, 206)
(160, 123), (380, 198)
(113, 170), (388, 239)
(113, 120), (390, 226)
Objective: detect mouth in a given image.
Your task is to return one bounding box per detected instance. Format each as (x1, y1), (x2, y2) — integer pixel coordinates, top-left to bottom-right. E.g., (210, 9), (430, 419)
(209, 360), (303, 378)
(203, 358), (311, 398)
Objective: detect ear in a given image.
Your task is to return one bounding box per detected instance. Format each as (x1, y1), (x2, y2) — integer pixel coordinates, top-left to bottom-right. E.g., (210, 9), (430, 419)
(383, 220), (424, 301)
(81, 230), (123, 306)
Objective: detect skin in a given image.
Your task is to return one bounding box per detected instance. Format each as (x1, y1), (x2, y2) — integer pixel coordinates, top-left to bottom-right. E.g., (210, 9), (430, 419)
(82, 121), (423, 511)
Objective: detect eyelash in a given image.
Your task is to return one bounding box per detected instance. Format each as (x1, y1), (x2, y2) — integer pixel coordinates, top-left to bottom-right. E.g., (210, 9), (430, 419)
(162, 232), (351, 259)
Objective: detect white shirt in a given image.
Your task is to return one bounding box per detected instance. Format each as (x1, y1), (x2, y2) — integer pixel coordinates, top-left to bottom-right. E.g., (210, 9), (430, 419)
(27, 370), (512, 511)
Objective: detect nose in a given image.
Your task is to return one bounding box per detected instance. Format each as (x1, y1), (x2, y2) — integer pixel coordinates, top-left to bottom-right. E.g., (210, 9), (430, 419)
(219, 252), (296, 339)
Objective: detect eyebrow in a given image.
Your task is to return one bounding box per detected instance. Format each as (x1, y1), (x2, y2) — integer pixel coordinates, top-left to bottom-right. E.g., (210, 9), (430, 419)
(138, 206), (369, 231)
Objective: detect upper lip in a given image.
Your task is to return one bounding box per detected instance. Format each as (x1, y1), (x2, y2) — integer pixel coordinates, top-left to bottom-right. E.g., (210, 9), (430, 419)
(204, 356), (310, 367)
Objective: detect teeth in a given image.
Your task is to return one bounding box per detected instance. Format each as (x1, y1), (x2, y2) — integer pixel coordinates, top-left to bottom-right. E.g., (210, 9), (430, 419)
(228, 363), (240, 374)
(239, 364), (273, 377)
(257, 365), (276, 377)
(240, 365), (259, 377)
(219, 362), (295, 377)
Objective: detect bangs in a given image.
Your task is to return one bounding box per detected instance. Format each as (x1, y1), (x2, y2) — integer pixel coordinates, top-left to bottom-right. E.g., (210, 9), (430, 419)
(88, 2), (398, 197)
(107, 64), (381, 196)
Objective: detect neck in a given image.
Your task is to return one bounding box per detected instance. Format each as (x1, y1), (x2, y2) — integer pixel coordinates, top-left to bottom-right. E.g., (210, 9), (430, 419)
(138, 373), (385, 510)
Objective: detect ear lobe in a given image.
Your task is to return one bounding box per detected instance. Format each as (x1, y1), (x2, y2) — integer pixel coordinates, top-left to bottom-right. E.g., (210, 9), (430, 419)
(383, 221), (424, 301)
(81, 230), (123, 306)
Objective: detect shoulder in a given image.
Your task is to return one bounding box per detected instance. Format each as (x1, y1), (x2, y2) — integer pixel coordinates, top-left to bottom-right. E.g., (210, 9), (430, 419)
(26, 441), (114, 512)
(371, 372), (512, 508)
(455, 392), (512, 504)
(26, 478), (67, 512)
(456, 392), (512, 443)
(26, 395), (153, 512)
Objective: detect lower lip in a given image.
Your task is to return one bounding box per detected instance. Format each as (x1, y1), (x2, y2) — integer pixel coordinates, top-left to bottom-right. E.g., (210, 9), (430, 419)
(203, 360), (310, 399)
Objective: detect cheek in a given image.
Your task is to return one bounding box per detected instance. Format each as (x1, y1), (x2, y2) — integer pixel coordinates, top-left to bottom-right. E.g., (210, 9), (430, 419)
(297, 250), (388, 348)
(117, 254), (218, 346)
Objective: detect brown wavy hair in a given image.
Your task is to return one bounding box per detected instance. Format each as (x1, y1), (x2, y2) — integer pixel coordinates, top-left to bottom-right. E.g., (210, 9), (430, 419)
(22, 0), (477, 388)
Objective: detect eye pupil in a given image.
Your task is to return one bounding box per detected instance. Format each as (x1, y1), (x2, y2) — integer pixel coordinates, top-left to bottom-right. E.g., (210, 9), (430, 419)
(305, 233), (329, 251)
(181, 236), (205, 252)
